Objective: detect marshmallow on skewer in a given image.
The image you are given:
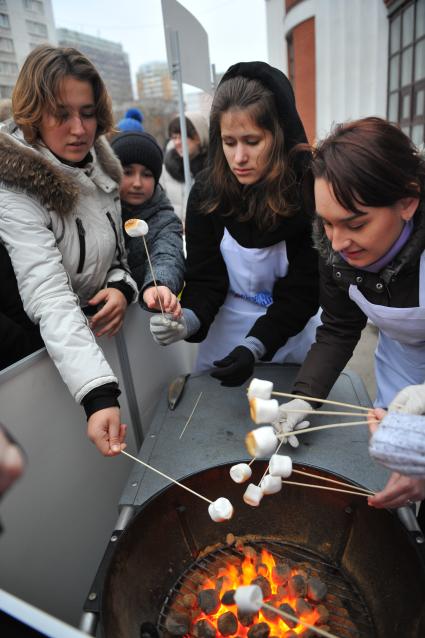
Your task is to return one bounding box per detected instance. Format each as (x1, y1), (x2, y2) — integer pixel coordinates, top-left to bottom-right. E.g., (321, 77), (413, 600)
(243, 483), (264, 507)
(269, 454), (293, 478)
(247, 378), (274, 401)
(249, 397), (279, 424)
(124, 218), (149, 237)
(208, 497), (234, 522)
(230, 463), (252, 484)
(260, 474), (282, 495)
(234, 585), (263, 613)
(246, 426), (278, 457)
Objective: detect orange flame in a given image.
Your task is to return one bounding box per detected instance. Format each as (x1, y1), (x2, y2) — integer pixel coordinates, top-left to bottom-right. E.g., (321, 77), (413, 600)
(190, 549), (321, 636)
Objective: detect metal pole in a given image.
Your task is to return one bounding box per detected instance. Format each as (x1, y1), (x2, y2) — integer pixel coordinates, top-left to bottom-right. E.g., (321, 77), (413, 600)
(211, 62), (217, 91)
(169, 29), (193, 207)
(115, 329), (144, 449)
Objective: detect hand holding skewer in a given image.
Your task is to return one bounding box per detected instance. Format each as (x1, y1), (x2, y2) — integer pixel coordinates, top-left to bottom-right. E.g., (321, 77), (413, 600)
(124, 218), (181, 319)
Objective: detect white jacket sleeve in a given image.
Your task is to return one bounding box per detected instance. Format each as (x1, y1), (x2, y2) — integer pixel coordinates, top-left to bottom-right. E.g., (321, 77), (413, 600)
(103, 208), (138, 300)
(0, 195), (117, 403)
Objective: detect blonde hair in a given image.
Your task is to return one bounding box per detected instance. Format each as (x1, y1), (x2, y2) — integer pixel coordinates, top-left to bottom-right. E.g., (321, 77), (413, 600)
(12, 44), (113, 144)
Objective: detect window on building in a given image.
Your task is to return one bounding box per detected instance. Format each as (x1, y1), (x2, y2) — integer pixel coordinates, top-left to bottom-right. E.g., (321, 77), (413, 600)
(23, 0), (44, 13)
(388, 0), (425, 146)
(0, 37), (13, 52)
(0, 61), (17, 74)
(0, 12), (10, 28)
(26, 20), (47, 37)
(0, 84), (12, 98)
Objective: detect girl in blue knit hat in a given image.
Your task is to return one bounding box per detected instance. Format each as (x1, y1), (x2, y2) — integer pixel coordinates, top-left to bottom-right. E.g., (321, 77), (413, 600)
(111, 131), (184, 316)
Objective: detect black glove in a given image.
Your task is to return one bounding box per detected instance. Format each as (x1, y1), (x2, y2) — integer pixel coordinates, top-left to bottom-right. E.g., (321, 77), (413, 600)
(211, 346), (255, 387)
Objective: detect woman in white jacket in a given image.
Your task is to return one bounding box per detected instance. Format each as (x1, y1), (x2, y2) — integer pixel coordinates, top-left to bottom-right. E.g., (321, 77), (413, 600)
(0, 45), (138, 456)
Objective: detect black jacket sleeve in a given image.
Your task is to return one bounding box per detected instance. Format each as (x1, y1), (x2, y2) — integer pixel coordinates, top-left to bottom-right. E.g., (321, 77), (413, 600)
(0, 243), (44, 371)
(247, 223), (320, 357)
(181, 182), (229, 342)
(0, 312), (44, 371)
(292, 257), (368, 400)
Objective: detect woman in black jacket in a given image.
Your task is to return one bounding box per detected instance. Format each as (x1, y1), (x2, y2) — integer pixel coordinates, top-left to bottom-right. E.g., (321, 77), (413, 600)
(150, 62), (320, 387)
(276, 117), (425, 509)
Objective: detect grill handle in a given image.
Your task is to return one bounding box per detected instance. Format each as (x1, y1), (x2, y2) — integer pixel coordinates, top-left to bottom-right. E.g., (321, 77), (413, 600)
(79, 506), (136, 635)
(397, 505), (425, 567)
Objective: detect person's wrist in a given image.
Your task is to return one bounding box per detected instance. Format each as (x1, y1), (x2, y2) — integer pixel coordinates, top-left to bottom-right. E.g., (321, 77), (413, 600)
(240, 337), (266, 362)
(182, 308), (201, 338)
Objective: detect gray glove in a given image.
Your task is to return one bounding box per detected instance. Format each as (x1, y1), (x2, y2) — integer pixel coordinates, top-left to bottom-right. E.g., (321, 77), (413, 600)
(272, 398), (312, 448)
(150, 308), (200, 346)
(149, 314), (188, 346)
(388, 384), (425, 415)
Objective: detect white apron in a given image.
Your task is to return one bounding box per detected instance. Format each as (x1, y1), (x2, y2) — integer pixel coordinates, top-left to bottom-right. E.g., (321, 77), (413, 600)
(348, 251), (425, 408)
(195, 229), (321, 372)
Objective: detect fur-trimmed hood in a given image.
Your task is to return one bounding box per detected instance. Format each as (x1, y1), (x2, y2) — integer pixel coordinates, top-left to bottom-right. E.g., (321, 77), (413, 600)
(0, 120), (123, 216)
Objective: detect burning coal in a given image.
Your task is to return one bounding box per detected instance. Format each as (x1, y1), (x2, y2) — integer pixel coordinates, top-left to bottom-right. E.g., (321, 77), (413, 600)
(164, 536), (359, 637)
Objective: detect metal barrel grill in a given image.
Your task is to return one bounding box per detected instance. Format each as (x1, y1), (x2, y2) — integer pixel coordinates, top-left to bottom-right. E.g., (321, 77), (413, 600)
(81, 365), (425, 637)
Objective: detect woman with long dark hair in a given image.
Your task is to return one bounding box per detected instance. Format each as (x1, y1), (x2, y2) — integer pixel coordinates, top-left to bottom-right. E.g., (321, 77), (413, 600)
(150, 62), (320, 399)
(275, 116), (425, 509)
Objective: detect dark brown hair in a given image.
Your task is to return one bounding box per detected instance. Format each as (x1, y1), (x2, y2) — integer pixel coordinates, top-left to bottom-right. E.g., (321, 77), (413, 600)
(310, 117), (425, 211)
(12, 44), (114, 144)
(203, 76), (299, 228)
(168, 116), (198, 140)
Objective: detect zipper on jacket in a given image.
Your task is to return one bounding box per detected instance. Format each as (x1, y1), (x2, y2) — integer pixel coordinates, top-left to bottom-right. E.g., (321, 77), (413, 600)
(75, 217), (86, 274)
(106, 211), (122, 261)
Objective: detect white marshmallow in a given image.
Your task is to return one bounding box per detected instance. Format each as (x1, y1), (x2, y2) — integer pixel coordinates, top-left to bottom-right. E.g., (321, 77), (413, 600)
(243, 483), (264, 507)
(124, 218), (149, 237)
(260, 474), (282, 495)
(208, 497), (234, 522)
(250, 398), (279, 424)
(234, 585), (263, 613)
(269, 454), (293, 478)
(245, 426), (278, 457)
(229, 463), (252, 484)
(247, 378), (274, 401)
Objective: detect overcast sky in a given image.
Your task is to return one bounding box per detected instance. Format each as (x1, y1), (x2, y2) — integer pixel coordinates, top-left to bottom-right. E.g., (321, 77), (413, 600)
(51, 0), (268, 90)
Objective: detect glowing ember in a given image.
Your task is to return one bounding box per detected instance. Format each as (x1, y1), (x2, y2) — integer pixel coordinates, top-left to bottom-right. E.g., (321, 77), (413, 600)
(165, 539), (360, 637)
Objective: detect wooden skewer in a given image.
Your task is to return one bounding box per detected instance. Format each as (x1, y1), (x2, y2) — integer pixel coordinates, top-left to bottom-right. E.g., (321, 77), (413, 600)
(280, 408), (373, 417)
(120, 450), (213, 504)
(256, 439), (373, 495)
(261, 602), (341, 638)
(293, 468), (375, 495)
(257, 439), (285, 486)
(278, 420), (369, 437)
(142, 235), (165, 317)
(270, 390), (371, 412)
(282, 478), (373, 498)
(179, 391), (203, 439)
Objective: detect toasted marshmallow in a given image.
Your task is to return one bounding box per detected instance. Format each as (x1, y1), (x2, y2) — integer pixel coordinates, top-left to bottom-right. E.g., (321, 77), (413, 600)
(247, 378), (274, 401)
(246, 426), (278, 457)
(269, 454), (293, 478)
(250, 397), (279, 424)
(208, 497), (234, 522)
(124, 218), (149, 237)
(243, 483), (264, 507)
(230, 463), (252, 484)
(234, 584), (263, 613)
(260, 474), (282, 495)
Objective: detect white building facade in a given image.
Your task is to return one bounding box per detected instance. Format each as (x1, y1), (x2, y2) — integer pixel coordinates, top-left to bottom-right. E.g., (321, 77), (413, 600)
(265, 0), (424, 145)
(0, 0), (56, 98)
